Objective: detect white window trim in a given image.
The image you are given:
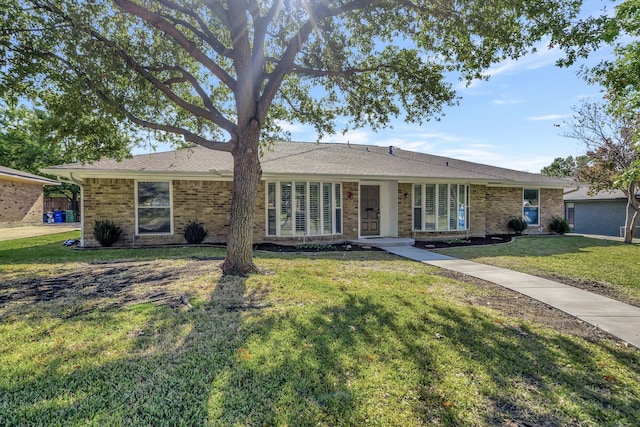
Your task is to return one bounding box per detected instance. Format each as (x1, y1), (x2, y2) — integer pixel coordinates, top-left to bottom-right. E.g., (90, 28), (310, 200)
(265, 180), (342, 237)
(412, 183), (469, 232)
(135, 180), (174, 236)
(523, 188), (540, 226)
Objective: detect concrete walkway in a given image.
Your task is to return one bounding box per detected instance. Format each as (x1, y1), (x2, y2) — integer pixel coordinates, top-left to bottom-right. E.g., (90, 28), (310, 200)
(0, 224), (80, 242)
(386, 246), (640, 349)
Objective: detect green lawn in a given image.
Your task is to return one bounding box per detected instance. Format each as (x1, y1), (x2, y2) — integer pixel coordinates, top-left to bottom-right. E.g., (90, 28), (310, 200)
(435, 235), (640, 306)
(1, 233), (639, 426)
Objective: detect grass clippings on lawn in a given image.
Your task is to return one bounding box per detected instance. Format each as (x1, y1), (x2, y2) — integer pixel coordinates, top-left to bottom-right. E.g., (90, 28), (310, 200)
(1, 233), (639, 426)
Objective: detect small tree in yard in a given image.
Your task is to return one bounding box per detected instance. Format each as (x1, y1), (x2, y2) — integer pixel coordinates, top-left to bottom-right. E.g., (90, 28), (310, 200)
(0, 1), (608, 275)
(565, 100), (640, 243)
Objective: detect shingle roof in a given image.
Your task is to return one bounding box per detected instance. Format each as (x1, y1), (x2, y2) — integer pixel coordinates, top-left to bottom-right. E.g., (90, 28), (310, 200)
(564, 186), (637, 201)
(43, 141), (570, 186)
(0, 165), (59, 185)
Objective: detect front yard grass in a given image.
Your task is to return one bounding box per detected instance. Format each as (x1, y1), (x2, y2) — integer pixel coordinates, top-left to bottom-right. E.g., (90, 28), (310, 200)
(435, 235), (640, 306)
(1, 233), (639, 426)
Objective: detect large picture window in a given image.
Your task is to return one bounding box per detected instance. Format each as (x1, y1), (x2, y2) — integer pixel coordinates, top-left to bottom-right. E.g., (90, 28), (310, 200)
(413, 183), (468, 231)
(523, 188), (539, 226)
(267, 181), (342, 236)
(136, 181), (172, 234)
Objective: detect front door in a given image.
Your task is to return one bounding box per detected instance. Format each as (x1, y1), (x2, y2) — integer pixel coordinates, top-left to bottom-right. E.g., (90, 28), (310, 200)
(360, 185), (380, 236)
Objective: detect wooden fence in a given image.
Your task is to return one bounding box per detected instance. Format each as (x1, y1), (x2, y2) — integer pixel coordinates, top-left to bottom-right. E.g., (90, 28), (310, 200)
(43, 197), (73, 213)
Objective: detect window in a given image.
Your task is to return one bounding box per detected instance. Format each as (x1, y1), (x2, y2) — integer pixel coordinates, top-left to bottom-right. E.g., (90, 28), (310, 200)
(267, 181), (342, 236)
(413, 183), (468, 231)
(565, 202), (574, 230)
(136, 181), (172, 234)
(523, 188), (539, 226)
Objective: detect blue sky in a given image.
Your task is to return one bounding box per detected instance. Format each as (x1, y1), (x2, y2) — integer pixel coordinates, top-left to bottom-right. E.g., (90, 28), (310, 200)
(278, 39), (612, 173)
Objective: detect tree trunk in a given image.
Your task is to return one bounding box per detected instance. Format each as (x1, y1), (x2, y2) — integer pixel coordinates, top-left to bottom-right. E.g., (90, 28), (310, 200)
(221, 120), (262, 276)
(623, 190), (640, 244)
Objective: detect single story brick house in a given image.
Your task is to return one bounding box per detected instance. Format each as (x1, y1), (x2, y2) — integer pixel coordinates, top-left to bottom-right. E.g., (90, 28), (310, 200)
(42, 141), (569, 247)
(564, 186), (640, 237)
(0, 166), (59, 225)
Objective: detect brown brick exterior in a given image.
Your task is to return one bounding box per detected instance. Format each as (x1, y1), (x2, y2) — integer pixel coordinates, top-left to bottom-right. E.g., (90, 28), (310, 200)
(81, 178), (359, 247)
(469, 184), (486, 237)
(397, 183), (412, 237)
(540, 188), (564, 231)
(484, 187), (522, 234)
(80, 178), (565, 246)
(83, 178), (136, 246)
(0, 178), (45, 224)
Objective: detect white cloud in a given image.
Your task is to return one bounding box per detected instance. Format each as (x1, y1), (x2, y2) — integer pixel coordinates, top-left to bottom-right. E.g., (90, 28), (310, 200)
(493, 99), (523, 105)
(460, 39), (562, 90)
(527, 114), (567, 121)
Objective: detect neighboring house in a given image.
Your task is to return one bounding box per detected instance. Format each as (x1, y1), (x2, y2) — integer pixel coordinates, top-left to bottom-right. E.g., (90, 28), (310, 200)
(0, 166), (59, 225)
(42, 141), (569, 247)
(564, 186), (640, 237)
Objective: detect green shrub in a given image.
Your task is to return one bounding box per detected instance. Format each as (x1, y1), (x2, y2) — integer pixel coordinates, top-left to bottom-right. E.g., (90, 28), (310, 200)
(507, 216), (528, 235)
(184, 220), (208, 244)
(93, 219), (122, 247)
(549, 216), (570, 234)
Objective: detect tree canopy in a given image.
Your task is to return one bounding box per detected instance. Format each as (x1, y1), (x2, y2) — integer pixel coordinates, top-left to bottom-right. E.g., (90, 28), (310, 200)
(587, 0), (640, 122)
(0, 1), (609, 274)
(540, 155), (588, 177)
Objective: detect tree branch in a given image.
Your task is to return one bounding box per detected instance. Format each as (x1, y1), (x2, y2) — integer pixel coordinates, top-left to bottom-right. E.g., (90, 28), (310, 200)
(154, 0), (233, 59)
(113, 0), (236, 90)
(23, 47), (235, 152)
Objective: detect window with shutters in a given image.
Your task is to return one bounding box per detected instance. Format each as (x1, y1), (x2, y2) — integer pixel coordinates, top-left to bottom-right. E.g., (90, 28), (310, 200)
(412, 183), (468, 231)
(266, 181), (342, 236)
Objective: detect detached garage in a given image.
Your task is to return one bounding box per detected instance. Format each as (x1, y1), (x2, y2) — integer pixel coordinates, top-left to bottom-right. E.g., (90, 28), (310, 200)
(0, 166), (59, 225)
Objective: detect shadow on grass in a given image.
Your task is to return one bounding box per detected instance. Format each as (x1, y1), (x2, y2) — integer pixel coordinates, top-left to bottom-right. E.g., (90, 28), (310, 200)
(417, 305), (640, 425)
(2, 264), (640, 425)
(0, 273), (249, 425)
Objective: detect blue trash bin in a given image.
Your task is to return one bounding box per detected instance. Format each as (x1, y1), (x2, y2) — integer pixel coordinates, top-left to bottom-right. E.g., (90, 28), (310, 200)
(53, 210), (64, 223)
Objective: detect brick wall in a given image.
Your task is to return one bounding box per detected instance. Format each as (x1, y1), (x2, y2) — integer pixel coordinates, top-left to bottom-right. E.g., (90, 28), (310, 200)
(0, 178), (45, 224)
(397, 183), (412, 237)
(82, 178), (358, 247)
(469, 184), (486, 236)
(82, 178), (136, 246)
(484, 187), (522, 234)
(484, 187), (565, 234)
(173, 180), (232, 242)
(81, 178), (565, 246)
(540, 188), (564, 232)
(342, 182), (359, 240)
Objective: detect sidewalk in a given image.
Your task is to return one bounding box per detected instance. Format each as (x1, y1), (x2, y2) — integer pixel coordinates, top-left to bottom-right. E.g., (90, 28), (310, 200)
(385, 246), (640, 349)
(0, 224), (80, 242)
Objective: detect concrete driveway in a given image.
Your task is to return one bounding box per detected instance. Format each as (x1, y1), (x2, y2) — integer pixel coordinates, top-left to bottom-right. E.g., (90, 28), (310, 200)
(0, 224), (81, 242)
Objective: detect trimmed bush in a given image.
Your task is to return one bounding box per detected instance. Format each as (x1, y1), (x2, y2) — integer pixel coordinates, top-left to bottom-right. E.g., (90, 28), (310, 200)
(508, 216), (528, 235)
(93, 219), (122, 247)
(549, 216), (570, 234)
(184, 220), (208, 244)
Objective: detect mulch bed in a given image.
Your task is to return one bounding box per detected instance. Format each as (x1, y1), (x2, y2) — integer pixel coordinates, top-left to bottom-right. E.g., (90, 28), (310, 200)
(414, 234), (515, 249)
(253, 235), (516, 252)
(253, 242), (384, 252)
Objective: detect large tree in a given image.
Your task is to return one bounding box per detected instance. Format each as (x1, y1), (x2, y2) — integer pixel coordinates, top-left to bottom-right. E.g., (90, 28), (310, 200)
(540, 155), (588, 177)
(565, 100), (640, 243)
(0, 1), (606, 274)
